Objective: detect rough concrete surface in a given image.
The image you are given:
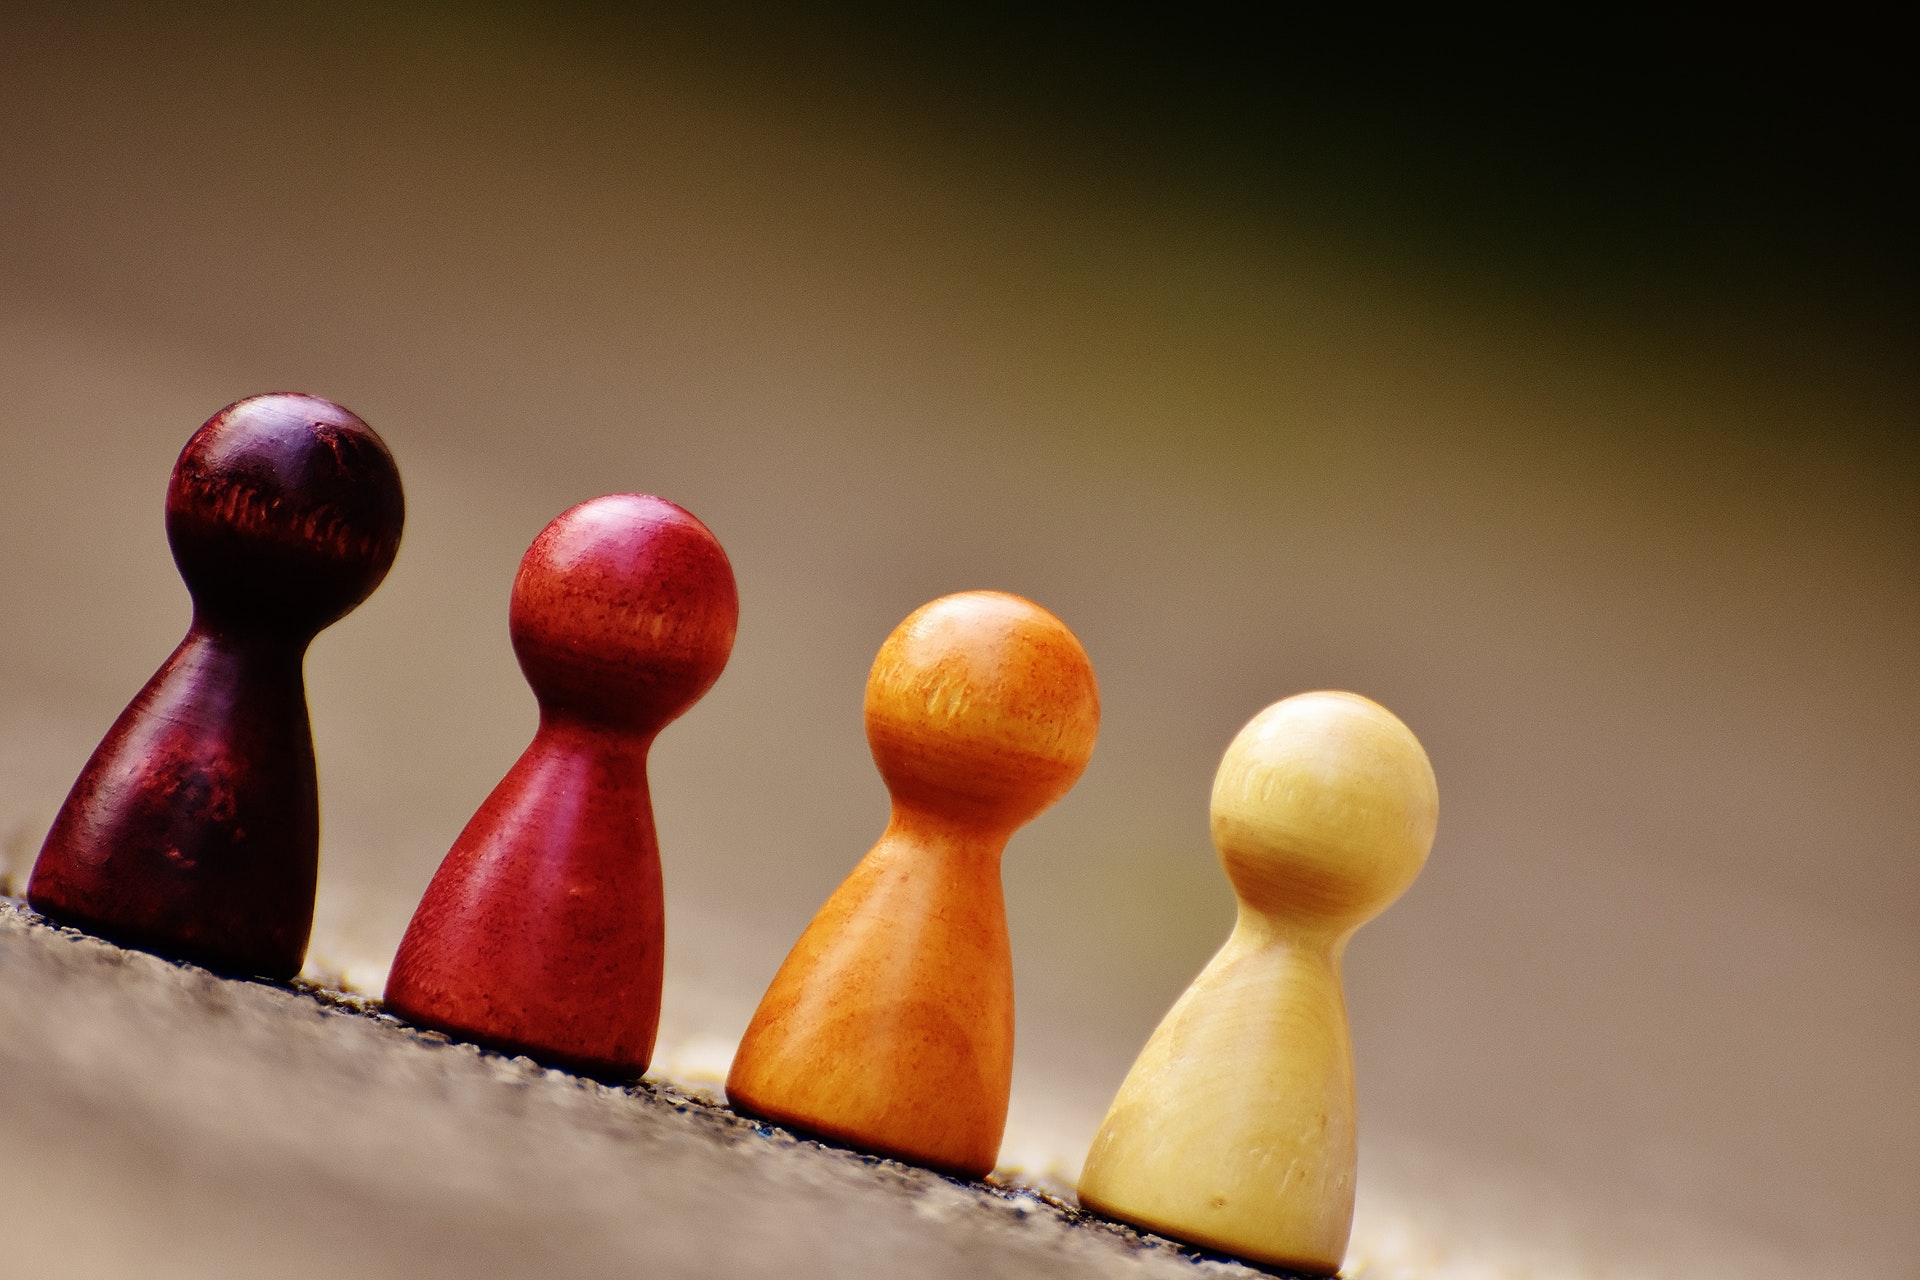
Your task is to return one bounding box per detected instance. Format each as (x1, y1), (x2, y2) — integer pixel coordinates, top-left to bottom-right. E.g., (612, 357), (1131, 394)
(0, 901), (1281, 1280)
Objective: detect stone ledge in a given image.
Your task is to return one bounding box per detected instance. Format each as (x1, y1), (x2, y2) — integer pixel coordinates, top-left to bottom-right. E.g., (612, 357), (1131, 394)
(0, 900), (1289, 1279)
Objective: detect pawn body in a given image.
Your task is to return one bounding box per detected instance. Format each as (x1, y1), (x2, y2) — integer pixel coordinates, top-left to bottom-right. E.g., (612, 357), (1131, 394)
(28, 394), (405, 980)
(1078, 692), (1438, 1275)
(727, 591), (1100, 1178)
(384, 495), (737, 1079)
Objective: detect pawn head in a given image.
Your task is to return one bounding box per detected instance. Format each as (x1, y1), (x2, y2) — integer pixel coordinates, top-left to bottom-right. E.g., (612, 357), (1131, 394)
(1211, 691), (1438, 930)
(166, 393), (406, 635)
(509, 494), (739, 733)
(865, 591), (1100, 831)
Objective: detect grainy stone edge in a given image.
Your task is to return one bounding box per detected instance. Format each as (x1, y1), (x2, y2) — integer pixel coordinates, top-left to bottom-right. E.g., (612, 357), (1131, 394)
(0, 897), (1299, 1278)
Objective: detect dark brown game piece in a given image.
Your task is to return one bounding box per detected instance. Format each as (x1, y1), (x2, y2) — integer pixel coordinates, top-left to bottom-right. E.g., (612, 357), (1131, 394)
(27, 393), (405, 980)
(382, 494), (738, 1079)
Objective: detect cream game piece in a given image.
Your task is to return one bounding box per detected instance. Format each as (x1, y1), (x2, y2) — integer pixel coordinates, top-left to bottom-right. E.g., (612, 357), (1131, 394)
(1077, 691), (1438, 1275)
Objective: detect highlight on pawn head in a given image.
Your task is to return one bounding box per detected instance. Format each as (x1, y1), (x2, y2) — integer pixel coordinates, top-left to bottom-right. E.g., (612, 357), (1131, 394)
(864, 590), (1100, 831)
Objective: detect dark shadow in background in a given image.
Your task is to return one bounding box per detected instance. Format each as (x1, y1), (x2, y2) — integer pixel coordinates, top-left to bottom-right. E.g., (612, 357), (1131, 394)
(530, 3), (1916, 352)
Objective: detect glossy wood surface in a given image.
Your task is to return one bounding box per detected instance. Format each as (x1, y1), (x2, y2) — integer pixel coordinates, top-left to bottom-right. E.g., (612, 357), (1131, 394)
(726, 590), (1099, 1178)
(383, 494), (737, 1079)
(1076, 691), (1439, 1276)
(28, 393), (405, 980)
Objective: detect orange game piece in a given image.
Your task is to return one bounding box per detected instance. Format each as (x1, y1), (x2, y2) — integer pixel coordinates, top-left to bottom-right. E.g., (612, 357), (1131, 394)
(726, 590), (1100, 1178)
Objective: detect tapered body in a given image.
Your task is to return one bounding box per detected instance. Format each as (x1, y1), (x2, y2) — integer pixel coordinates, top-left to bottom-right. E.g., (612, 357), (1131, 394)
(1079, 922), (1359, 1270)
(384, 494), (737, 1079)
(383, 721), (665, 1075)
(728, 591), (1100, 1178)
(29, 394), (404, 980)
(1078, 691), (1438, 1275)
(726, 808), (1016, 1176)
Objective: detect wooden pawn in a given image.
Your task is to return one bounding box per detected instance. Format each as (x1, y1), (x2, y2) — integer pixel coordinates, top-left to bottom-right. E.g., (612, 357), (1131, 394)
(1077, 691), (1438, 1275)
(727, 590), (1100, 1178)
(29, 393), (404, 979)
(384, 494), (737, 1078)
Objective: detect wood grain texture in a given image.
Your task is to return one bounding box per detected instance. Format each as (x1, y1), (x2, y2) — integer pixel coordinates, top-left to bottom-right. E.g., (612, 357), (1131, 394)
(27, 393), (404, 980)
(383, 494), (738, 1079)
(727, 591), (1100, 1178)
(1077, 691), (1438, 1276)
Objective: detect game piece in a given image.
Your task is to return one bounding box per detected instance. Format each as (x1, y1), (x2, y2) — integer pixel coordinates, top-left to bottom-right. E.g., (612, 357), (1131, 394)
(27, 393), (405, 980)
(726, 590), (1100, 1178)
(383, 494), (737, 1078)
(1076, 691), (1438, 1275)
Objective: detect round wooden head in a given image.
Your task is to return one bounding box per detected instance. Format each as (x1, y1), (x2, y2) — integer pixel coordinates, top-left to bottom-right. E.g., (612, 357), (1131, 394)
(1210, 691), (1438, 930)
(864, 590), (1100, 831)
(165, 393), (405, 635)
(509, 494), (739, 733)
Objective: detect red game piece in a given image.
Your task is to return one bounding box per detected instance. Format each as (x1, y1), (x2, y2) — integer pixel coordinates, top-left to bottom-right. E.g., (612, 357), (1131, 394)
(383, 494), (738, 1078)
(28, 393), (405, 980)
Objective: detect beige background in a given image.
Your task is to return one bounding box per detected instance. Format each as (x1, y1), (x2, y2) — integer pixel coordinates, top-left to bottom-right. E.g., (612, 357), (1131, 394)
(2, 6), (1914, 1277)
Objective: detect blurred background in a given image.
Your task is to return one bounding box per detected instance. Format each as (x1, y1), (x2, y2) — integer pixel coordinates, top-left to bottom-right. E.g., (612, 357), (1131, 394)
(1, 4), (1913, 1277)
